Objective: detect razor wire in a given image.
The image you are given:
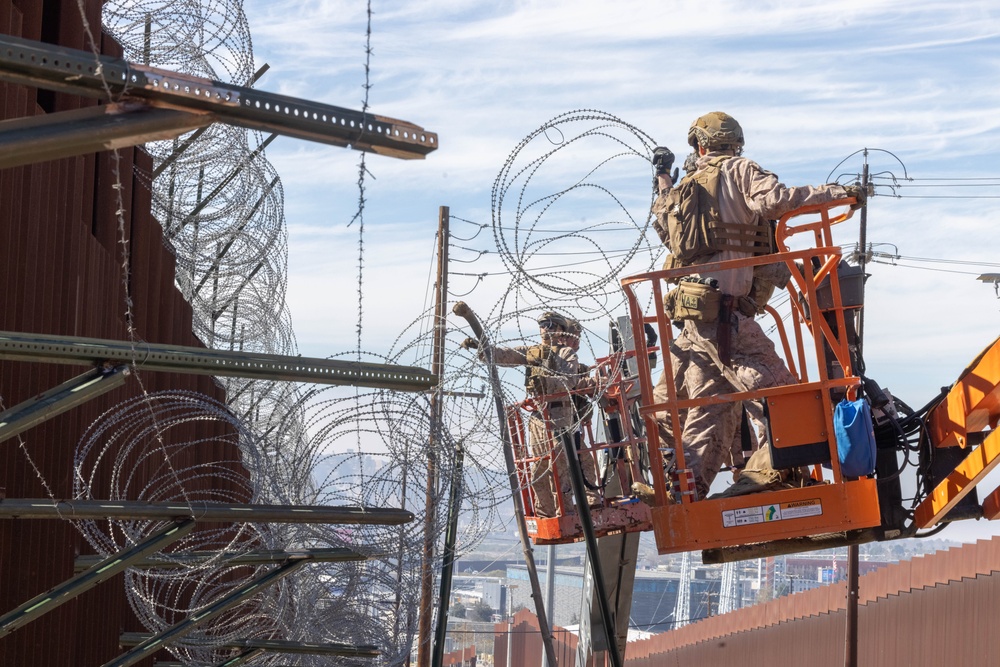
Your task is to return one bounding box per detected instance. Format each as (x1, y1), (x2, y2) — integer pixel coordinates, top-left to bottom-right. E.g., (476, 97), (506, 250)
(450, 110), (666, 454)
(88, 1), (673, 661)
(92, 0), (431, 663)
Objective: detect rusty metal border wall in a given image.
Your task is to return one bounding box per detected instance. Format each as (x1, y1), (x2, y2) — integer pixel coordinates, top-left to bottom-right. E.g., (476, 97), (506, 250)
(0, 0), (244, 665)
(493, 609), (580, 667)
(625, 536), (1000, 665)
(497, 537), (1000, 666)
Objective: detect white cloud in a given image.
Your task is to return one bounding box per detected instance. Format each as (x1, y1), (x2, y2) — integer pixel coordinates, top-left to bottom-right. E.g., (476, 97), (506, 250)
(235, 0), (1000, 544)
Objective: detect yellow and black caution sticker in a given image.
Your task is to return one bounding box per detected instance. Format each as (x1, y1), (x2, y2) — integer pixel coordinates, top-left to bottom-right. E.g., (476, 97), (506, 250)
(722, 498), (823, 528)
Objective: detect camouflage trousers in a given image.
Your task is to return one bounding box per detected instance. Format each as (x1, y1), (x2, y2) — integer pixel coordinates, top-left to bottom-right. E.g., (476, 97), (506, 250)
(653, 313), (795, 499)
(526, 417), (601, 517)
(527, 416), (573, 518)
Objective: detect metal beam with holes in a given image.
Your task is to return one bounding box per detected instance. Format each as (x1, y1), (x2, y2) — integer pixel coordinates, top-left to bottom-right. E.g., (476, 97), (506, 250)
(0, 34), (437, 161)
(126, 634), (379, 658)
(103, 558), (310, 667)
(0, 331), (435, 392)
(0, 499), (413, 525)
(0, 365), (129, 444)
(913, 428), (1000, 528)
(0, 519), (194, 638)
(74, 546), (366, 572)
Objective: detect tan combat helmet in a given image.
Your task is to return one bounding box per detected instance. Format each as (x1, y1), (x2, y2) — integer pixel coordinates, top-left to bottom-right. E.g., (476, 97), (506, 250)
(537, 311), (567, 331)
(687, 111), (745, 153)
(537, 311), (567, 343)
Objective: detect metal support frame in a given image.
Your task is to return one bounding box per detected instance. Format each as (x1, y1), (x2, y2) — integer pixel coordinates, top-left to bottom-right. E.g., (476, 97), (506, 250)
(914, 428), (1000, 528)
(0, 519), (194, 638)
(561, 432), (622, 667)
(0, 331), (435, 392)
(0, 498), (412, 525)
(126, 635), (379, 658)
(0, 34), (437, 161)
(103, 558), (310, 667)
(154, 650), (263, 667)
(0, 365), (129, 443)
(0, 103), (213, 169)
(75, 546), (364, 572)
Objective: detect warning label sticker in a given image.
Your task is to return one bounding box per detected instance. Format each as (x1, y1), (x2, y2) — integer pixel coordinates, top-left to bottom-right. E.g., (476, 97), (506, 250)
(722, 499), (822, 528)
(778, 499), (823, 520)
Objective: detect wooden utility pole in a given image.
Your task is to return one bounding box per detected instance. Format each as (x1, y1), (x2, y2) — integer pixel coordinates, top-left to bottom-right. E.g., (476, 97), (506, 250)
(431, 207), (466, 667)
(845, 154), (869, 667)
(417, 206), (449, 667)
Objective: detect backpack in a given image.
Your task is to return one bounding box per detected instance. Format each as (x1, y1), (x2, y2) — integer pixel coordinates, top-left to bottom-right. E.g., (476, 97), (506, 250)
(653, 156), (772, 273)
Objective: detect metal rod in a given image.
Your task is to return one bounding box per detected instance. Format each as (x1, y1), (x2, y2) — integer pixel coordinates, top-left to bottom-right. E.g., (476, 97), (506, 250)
(124, 634), (379, 657)
(452, 301), (559, 667)
(0, 365), (129, 443)
(431, 443), (464, 667)
(0, 519), (194, 637)
(0, 103), (213, 170)
(74, 547), (365, 572)
(544, 545), (555, 667)
(103, 559), (310, 667)
(167, 134), (277, 240)
(856, 155), (869, 370)
(0, 330), (435, 392)
(0, 34), (437, 160)
(701, 528), (881, 564)
(0, 498), (413, 525)
(561, 432), (622, 667)
(844, 544), (859, 667)
(151, 64), (271, 179)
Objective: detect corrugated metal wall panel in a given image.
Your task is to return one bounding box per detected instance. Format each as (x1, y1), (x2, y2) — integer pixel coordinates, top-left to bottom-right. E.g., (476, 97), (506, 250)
(0, 0), (248, 664)
(500, 540), (1000, 665)
(615, 541), (1000, 666)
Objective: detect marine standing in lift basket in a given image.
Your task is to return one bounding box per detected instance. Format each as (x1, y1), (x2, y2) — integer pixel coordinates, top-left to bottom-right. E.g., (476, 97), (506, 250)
(463, 312), (583, 518)
(650, 111), (866, 500)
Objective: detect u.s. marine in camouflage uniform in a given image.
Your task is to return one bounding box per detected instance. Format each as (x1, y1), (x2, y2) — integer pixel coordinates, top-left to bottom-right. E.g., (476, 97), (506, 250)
(650, 111), (862, 500)
(474, 312), (584, 517)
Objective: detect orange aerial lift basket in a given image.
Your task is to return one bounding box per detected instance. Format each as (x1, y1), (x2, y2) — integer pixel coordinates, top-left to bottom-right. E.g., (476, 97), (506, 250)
(621, 197), (883, 556)
(508, 347), (654, 545)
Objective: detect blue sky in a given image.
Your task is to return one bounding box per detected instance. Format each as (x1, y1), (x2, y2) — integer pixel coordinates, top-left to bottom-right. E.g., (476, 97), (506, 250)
(240, 0), (1000, 541)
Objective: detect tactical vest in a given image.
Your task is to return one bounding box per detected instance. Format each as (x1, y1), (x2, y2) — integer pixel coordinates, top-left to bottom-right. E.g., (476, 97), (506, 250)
(654, 156), (774, 273)
(523, 344), (559, 395)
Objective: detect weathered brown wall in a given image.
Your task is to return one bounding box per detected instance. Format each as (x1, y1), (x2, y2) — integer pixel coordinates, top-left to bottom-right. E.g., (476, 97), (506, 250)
(625, 536), (1000, 666)
(0, 1), (246, 664)
(498, 538), (1000, 666)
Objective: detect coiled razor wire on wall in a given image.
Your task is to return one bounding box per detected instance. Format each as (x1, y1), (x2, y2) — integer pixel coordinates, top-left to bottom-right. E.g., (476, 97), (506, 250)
(93, 2), (674, 661)
(95, 0), (426, 663)
(94, 1), (484, 663)
(475, 108), (664, 404)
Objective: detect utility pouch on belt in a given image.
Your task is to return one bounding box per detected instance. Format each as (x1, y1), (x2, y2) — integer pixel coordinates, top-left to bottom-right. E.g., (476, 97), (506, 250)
(674, 280), (721, 322)
(663, 287), (678, 320)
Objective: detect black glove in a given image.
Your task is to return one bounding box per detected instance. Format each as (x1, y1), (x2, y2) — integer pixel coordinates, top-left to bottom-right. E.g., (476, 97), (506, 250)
(652, 146), (675, 176)
(843, 183), (868, 210)
(461, 337), (479, 350)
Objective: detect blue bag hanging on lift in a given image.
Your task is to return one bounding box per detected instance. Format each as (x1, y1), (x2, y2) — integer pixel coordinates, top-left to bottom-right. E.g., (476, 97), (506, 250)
(833, 398), (877, 477)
